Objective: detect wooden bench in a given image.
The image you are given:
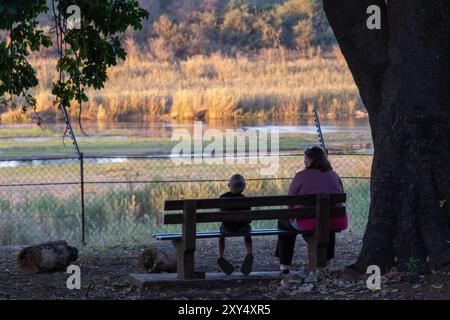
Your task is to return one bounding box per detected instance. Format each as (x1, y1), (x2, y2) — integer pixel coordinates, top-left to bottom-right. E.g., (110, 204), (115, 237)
(155, 193), (346, 280)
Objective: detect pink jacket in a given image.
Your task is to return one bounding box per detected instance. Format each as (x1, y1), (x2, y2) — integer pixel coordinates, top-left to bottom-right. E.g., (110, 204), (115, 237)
(288, 169), (348, 232)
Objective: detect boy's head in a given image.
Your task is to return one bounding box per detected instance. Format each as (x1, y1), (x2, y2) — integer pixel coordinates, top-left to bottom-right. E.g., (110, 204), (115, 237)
(228, 174), (246, 194)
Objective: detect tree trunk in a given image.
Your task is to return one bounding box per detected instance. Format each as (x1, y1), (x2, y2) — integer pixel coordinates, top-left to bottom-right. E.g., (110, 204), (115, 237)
(138, 245), (177, 273)
(324, 0), (450, 273)
(17, 241), (79, 274)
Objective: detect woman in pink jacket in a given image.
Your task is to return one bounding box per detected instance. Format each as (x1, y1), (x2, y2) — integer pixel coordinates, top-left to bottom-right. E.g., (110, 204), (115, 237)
(275, 146), (348, 274)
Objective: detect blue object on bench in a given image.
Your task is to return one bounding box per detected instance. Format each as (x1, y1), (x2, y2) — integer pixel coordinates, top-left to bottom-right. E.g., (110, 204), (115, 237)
(154, 228), (303, 241)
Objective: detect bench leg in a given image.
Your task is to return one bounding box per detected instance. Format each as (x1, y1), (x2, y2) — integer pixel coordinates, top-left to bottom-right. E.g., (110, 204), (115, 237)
(315, 245), (328, 269)
(172, 239), (195, 280)
(306, 194), (330, 271)
(304, 235), (328, 271)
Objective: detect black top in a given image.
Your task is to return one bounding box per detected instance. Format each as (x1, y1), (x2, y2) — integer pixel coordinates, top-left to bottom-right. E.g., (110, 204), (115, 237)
(219, 192), (252, 230)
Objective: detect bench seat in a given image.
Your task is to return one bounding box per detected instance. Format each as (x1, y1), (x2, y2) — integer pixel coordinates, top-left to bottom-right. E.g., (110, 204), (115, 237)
(154, 228), (303, 241)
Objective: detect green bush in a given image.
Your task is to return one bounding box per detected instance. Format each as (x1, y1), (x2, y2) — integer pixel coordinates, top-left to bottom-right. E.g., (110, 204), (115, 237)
(146, 0), (336, 60)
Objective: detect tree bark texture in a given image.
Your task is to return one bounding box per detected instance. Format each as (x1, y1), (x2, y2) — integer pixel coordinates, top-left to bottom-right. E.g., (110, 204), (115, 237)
(138, 245), (177, 273)
(324, 0), (450, 272)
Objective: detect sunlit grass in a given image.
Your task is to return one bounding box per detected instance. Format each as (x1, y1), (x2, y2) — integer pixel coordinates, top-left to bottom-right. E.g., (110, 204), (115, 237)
(1, 51), (362, 123)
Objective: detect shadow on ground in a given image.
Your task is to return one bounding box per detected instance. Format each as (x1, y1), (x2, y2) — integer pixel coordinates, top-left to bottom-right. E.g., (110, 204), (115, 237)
(1, 233), (449, 300)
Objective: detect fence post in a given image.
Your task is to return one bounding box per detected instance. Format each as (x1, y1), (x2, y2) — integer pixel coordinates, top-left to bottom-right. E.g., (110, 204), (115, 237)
(80, 152), (86, 246)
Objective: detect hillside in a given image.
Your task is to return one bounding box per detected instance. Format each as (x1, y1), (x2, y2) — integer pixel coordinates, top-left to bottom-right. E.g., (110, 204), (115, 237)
(36, 0), (336, 58)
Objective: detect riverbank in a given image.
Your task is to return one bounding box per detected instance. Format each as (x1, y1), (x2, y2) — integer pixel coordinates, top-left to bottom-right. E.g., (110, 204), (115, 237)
(0, 118), (372, 159)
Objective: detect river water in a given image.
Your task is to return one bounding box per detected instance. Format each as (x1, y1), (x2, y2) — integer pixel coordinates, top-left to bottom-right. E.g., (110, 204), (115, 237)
(0, 117), (371, 138)
(0, 117), (372, 167)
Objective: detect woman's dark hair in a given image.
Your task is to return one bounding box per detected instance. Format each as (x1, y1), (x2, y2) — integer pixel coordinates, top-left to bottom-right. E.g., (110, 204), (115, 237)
(304, 146), (332, 172)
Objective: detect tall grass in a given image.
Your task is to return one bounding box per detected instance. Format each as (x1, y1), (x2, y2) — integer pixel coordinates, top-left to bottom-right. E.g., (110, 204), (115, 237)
(0, 49), (363, 123)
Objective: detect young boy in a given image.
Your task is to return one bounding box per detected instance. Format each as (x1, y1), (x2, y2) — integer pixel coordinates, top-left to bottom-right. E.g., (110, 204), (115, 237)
(217, 174), (253, 276)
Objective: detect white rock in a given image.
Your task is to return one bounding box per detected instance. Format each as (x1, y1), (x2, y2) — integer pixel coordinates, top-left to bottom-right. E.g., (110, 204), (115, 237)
(305, 270), (319, 284)
(297, 283), (315, 293)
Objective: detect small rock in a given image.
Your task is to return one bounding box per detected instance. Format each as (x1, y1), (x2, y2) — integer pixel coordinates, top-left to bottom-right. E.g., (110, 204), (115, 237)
(318, 285), (329, 295)
(296, 283), (314, 293)
(297, 267), (308, 279)
(333, 278), (345, 287)
(305, 270), (319, 284)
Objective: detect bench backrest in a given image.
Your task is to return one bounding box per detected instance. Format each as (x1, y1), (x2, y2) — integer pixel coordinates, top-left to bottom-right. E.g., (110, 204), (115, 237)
(163, 194), (346, 225)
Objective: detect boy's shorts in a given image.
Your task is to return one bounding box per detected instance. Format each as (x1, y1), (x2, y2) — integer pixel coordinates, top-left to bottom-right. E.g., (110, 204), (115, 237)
(220, 223), (252, 236)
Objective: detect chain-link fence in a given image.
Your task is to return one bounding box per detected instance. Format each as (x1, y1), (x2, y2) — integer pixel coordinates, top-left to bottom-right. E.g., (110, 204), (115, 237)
(0, 153), (371, 246)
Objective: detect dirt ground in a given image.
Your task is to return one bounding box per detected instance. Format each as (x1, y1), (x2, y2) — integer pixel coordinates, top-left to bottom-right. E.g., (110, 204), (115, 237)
(1, 233), (450, 300)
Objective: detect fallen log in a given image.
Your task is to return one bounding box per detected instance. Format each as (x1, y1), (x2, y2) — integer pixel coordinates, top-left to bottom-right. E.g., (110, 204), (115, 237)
(17, 240), (78, 274)
(138, 245), (177, 273)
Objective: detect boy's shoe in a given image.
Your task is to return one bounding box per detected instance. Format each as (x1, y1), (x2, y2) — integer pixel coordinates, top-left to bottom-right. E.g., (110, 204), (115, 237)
(217, 257), (234, 275)
(240, 253), (254, 276)
(279, 264), (290, 276)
